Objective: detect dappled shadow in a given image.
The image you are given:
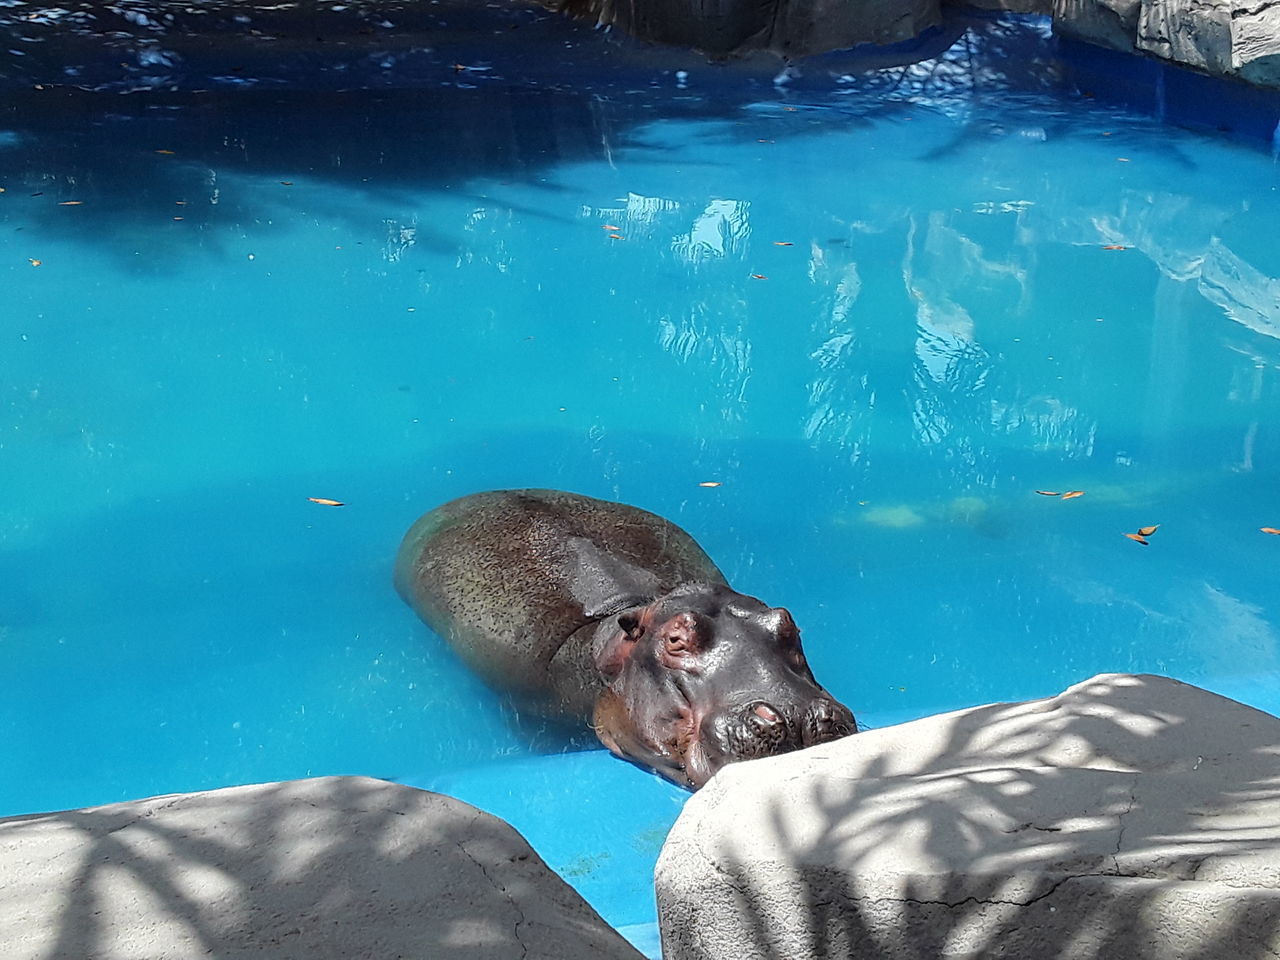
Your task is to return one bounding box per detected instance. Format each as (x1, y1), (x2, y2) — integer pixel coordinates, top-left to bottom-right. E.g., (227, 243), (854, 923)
(662, 674), (1280, 957)
(0, 3), (1105, 263)
(0, 775), (644, 959)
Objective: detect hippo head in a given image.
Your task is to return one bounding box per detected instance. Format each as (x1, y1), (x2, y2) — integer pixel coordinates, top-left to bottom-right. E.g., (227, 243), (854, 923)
(591, 583), (857, 789)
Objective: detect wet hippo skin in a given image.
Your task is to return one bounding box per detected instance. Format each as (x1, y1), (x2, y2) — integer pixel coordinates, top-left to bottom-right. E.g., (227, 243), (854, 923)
(395, 489), (857, 789)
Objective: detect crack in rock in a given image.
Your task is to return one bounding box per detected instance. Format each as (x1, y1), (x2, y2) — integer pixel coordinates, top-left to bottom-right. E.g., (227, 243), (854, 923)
(456, 814), (529, 960)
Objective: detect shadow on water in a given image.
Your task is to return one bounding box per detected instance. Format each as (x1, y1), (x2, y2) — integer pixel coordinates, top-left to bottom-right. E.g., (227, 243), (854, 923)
(1, 1), (1277, 265)
(674, 674), (1280, 957)
(0, 4), (1140, 262)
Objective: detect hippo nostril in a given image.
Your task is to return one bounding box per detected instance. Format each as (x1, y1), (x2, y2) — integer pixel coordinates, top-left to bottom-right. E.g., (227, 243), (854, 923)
(803, 699), (858, 746)
(752, 703), (782, 725)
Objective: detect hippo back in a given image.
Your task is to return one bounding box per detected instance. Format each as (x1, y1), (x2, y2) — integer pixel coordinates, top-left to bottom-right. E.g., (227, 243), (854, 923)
(394, 489), (727, 715)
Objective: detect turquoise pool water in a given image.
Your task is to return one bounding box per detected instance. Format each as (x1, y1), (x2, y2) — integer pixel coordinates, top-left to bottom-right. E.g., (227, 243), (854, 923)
(3, 3), (1280, 941)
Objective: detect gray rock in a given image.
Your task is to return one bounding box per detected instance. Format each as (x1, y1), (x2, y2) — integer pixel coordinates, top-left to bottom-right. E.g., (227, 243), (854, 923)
(1055, 0), (1280, 87)
(1223, 0), (1280, 86)
(1053, 0), (1145, 51)
(1136, 0), (1234, 75)
(0, 776), (643, 960)
(554, 0), (943, 58)
(656, 673), (1280, 960)
(766, 0), (943, 57)
(956, 0), (1053, 15)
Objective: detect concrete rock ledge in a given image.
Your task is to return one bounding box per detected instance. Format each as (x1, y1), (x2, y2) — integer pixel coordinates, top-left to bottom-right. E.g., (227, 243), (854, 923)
(656, 673), (1280, 960)
(1057, 0), (1280, 88)
(0, 776), (642, 960)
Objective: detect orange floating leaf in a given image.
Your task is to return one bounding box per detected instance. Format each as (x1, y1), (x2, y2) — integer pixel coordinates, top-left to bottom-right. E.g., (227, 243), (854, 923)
(1261, 527), (1280, 535)
(28, 258), (41, 266)
(750, 274), (767, 280)
(602, 224), (621, 231)
(1136, 525), (1160, 537)
(1123, 533), (1149, 545)
(307, 497), (344, 507)
(698, 481), (722, 488)
(155, 149), (175, 155)
(1034, 490), (1060, 496)
(1061, 491), (1085, 500)
(607, 233), (623, 239)
(1102, 245), (1127, 250)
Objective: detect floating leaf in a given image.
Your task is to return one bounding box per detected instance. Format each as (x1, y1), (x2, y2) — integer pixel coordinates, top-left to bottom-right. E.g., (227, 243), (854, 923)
(308, 497), (344, 507)
(1261, 527), (1280, 535)
(602, 224), (621, 231)
(1123, 533), (1149, 545)
(155, 149), (175, 155)
(1034, 490), (1060, 496)
(607, 233), (623, 240)
(1136, 525), (1160, 537)
(1061, 491), (1085, 500)
(1102, 245), (1126, 250)
(28, 258), (41, 266)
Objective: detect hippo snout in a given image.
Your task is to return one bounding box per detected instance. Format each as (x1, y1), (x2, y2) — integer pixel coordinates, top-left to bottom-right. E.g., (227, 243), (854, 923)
(718, 697), (856, 762)
(801, 697), (858, 746)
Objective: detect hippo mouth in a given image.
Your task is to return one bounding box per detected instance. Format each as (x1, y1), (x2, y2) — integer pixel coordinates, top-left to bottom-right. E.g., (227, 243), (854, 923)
(684, 697), (858, 788)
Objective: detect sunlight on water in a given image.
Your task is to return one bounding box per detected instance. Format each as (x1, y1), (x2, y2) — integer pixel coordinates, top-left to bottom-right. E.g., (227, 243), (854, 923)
(2, 5), (1280, 933)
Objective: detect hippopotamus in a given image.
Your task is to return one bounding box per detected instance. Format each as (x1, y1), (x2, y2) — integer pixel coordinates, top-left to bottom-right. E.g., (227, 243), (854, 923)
(394, 489), (856, 789)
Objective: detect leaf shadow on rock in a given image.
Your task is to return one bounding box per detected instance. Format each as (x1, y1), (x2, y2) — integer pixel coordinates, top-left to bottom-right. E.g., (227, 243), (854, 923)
(662, 674), (1280, 958)
(1, 776), (644, 959)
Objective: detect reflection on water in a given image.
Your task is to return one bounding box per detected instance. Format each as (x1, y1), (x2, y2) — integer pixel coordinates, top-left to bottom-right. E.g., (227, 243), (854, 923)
(2, 2), (1280, 855)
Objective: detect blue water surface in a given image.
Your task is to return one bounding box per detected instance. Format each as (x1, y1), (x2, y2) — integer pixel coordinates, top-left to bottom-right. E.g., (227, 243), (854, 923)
(3, 2), (1280, 942)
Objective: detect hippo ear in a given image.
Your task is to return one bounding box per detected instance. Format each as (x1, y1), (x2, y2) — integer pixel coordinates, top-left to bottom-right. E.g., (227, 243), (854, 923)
(596, 612), (644, 681)
(618, 612), (644, 641)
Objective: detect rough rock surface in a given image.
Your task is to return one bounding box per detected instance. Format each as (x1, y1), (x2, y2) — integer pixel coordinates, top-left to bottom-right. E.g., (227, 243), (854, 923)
(656, 673), (1280, 960)
(553, 0), (943, 58)
(0, 776), (643, 960)
(1056, 0), (1280, 87)
(1053, 0), (1144, 51)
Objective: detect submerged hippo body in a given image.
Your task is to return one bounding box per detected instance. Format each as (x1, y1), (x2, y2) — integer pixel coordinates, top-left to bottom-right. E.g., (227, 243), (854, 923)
(394, 489), (856, 788)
